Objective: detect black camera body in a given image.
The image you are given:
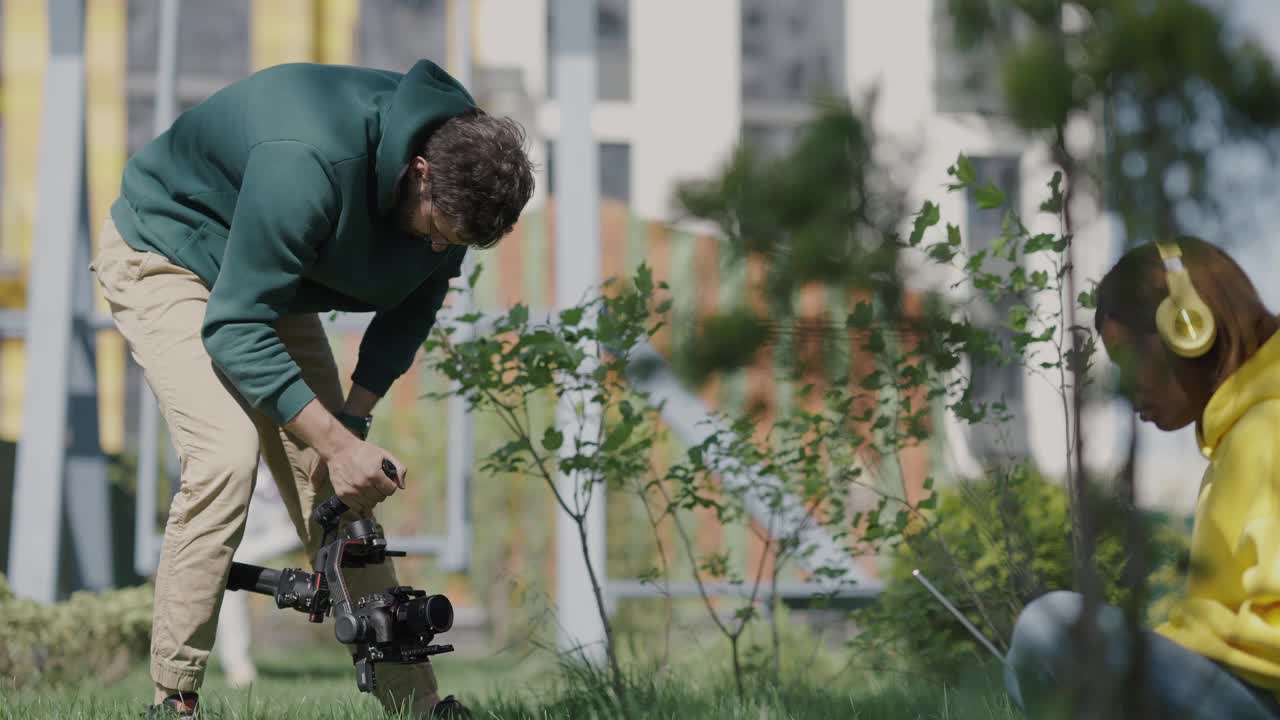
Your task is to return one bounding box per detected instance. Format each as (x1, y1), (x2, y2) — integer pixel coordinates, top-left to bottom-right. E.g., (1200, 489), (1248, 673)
(227, 494), (454, 692)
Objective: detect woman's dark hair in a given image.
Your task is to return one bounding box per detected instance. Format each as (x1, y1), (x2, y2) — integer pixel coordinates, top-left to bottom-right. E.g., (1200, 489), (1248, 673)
(1094, 236), (1280, 388)
(422, 110), (535, 249)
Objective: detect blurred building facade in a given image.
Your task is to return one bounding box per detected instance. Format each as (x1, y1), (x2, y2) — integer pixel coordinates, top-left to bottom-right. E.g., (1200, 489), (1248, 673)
(473, 0), (1183, 509)
(0, 1), (1192, 594)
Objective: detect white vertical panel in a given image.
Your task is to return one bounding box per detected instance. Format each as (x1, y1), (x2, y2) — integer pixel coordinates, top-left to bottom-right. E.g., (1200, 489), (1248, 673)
(551, 0), (607, 664)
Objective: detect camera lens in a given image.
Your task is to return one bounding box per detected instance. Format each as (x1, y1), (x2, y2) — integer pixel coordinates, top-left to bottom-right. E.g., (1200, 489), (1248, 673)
(400, 594), (453, 634)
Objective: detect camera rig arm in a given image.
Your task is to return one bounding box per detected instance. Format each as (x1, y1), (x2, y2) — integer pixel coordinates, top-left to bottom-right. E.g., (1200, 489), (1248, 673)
(225, 473), (454, 693)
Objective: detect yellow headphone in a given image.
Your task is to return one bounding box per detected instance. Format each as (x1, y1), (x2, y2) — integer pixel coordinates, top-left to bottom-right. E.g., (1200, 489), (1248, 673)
(1154, 240), (1216, 358)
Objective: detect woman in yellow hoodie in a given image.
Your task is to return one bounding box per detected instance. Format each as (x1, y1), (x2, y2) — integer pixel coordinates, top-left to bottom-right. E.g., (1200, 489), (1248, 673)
(1004, 237), (1280, 718)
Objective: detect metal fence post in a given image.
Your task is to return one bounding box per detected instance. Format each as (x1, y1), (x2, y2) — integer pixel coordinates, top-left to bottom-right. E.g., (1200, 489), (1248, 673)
(442, 0), (475, 574)
(8, 0), (115, 601)
(134, 0), (182, 578)
(551, 0), (607, 664)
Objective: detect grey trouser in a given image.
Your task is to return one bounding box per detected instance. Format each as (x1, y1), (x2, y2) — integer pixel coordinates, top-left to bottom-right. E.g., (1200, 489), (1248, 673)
(1006, 590), (1280, 718)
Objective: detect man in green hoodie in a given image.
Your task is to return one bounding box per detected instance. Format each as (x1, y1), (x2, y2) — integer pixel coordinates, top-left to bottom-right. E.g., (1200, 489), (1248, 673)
(90, 59), (533, 718)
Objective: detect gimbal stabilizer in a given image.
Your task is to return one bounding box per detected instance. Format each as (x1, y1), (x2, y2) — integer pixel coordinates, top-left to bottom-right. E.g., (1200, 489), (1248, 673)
(226, 462), (454, 692)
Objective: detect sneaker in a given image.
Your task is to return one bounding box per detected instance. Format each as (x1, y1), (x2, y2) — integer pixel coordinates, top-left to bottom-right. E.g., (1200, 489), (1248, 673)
(143, 692), (199, 719)
(430, 694), (471, 719)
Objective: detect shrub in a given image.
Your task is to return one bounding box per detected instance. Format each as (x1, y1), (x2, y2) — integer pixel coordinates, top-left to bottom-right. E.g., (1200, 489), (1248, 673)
(851, 466), (1191, 673)
(0, 575), (153, 689)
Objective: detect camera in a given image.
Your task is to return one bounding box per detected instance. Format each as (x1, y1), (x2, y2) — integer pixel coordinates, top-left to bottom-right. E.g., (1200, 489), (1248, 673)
(226, 489), (454, 692)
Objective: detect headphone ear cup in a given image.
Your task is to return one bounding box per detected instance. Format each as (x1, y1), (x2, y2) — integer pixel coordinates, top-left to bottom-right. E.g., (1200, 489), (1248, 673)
(1156, 295), (1217, 358)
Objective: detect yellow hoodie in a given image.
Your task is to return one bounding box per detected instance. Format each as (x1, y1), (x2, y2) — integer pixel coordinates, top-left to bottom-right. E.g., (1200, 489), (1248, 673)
(1155, 329), (1280, 697)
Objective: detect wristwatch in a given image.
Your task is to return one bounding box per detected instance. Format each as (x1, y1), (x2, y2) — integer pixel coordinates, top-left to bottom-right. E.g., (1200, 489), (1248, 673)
(336, 411), (372, 441)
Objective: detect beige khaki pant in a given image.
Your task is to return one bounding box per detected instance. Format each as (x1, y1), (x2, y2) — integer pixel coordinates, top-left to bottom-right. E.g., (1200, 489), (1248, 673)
(91, 219), (439, 714)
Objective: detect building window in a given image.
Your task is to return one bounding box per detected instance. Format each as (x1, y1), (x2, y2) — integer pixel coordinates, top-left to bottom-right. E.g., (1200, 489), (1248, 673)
(599, 142), (631, 204)
(359, 0), (448, 73)
(739, 0), (844, 157)
(932, 1), (1009, 115)
(125, 0), (251, 79)
(547, 0), (631, 102)
(740, 0), (844, 103)
(546, 140), (555, 197)
(545, 140), (632, 205)
(126, 0), (252, 154)
(741, 123), (798, 158)
(964, 156), (1027, 462)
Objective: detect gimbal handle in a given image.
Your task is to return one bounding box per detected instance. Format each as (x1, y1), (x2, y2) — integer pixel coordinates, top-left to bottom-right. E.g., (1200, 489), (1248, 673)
(312, 459), (401, 534)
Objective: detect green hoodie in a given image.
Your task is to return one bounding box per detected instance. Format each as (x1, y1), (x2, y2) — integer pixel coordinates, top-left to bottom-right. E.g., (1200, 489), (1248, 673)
(111, 60), (475, 425)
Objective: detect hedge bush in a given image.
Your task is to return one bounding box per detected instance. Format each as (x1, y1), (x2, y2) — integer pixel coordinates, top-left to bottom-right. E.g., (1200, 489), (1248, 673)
(851, 466), (1191, 673)
(0, 574), (153, 689)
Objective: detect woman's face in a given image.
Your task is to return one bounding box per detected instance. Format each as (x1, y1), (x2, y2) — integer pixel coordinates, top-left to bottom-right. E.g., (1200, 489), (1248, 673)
(1100, 319), (1203, 431)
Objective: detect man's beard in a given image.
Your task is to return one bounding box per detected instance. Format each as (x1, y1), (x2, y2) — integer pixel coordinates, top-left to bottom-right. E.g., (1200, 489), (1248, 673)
(394, 196), (421, 237)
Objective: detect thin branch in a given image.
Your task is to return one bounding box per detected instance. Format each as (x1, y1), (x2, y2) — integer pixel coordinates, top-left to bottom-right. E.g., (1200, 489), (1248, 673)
(650, 477), (737, 639)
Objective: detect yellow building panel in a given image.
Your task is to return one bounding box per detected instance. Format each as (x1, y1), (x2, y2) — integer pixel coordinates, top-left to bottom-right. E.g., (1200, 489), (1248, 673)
(86, 0), (126, 242)
(86, 0), (128, 454)
(0, 0), (48, 441)
(252, 0), (317, 70)
(2, 0), (46, 266)
(318, 0), (359, 65)
(0, 337), (22, 441)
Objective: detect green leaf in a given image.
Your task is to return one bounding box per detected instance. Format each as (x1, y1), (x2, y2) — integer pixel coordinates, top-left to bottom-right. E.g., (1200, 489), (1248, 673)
(927, 243), (956, 263)
(688, 446), (704, 466)
(947, 223), (962, 247)
(848, 301), (874, 329)
(991, 233), (1010, 261)
(559, 306), (585, 327)
(542, 427), (564, 451)
(467, 261), (484, 290)
(1040, 171), (1064, 213)
(956, 154), (978, 187)
(860, 370), (883, 390)
(975, 181), (1006, 210)
(635, 263), (655, 295)
(603, 421), (634, 451)
(1030, 270), (1049, 289)
(1009, 266), (1028, 292)
(1078, 288), (1097, 309)
(509, 303), (529, 326)
(917, 493), (937, 511)
(865, 329), (886, 353)
(1024, 233), (1057, 254)
(909, 201), (941, 246)
(1007, 304), (1030, 332)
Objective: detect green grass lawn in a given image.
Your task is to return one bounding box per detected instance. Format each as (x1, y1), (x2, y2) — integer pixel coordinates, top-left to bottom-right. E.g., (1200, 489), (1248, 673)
(0, 643), (1019, 720)
(0, 646), (550, 719)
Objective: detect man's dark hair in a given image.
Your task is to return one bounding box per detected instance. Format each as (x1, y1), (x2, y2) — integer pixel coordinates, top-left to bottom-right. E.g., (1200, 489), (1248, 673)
(422, 111), (535, 249)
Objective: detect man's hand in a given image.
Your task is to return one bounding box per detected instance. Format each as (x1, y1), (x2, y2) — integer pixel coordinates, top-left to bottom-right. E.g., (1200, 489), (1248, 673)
(285, 398), (407, 516)
(321, 439), (407, 516)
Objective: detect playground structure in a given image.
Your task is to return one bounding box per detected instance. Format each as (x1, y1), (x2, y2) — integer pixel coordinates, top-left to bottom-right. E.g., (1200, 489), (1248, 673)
(2, 0), (901, 674)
